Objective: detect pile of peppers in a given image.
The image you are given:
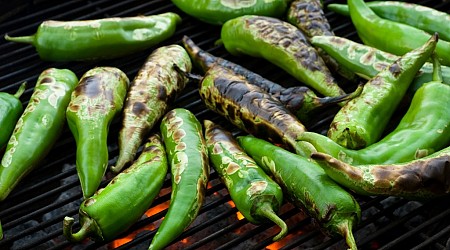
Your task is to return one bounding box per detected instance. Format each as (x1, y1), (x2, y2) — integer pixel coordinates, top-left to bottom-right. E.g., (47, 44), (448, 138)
(1, 1), (449, 249)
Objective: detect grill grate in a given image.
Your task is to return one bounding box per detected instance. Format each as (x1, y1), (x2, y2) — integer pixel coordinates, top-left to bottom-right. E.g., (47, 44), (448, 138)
(1, 0), (450, 249)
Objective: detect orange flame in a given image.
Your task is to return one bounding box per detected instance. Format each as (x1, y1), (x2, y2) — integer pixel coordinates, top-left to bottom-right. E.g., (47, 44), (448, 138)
(227, 200), (244, 220)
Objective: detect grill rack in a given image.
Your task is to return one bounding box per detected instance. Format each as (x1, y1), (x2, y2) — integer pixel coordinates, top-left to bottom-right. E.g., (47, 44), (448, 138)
(0, 0), (449, 249)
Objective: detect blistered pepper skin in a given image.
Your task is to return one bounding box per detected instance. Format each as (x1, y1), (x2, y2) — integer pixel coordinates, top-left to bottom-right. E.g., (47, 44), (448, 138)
(112, 45), (192, 173)
(66, 67), (130, 199)
(0, 82), (26, 150)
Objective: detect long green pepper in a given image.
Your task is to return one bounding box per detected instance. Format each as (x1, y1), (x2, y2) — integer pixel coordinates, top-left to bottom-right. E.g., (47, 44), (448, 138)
(66, 67), (129, 199)
(63, 133), (168, 242)
(150, 108), (210, 250)
(204, 120), (287, 241)
(0, 82), (26, 151)
(111, 45), (192, 173)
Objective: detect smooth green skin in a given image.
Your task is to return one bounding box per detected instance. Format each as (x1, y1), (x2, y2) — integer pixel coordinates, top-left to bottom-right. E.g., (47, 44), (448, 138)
(312, 145), (450, 200)
(0, 68), (78, 201)
(348, 0), (450, 66)
(66, 67), (129, 199)
(328, 2), (450, 42)
(151, 108), (209, 250)
(221, 15), (346, 98)
(4, 13), (181, 61)
(203, 120), (287, 241)
(327, 34), (437, 149)
(237, 136), (361, 250)
(171, 0), (290, 25)
(0, 82), (25, 150)
(112, 45), (192, 173)
(311, 35), (450, 93)
(63, 134), (168, 242)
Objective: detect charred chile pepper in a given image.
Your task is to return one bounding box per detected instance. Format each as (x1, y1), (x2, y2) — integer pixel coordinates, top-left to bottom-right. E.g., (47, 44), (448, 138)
(328, 2), (450, 42)
(312, 145), (450, 200)
(66, 67), (129, 199)
(150, 108), (209, 250)
(4, 13), (181, 61)
(237, 135), (361, 250)
(111, 45), (192, 173)
(347, 0), (450, 66)
(221, 15), (347, 98)
(171, 0), (290, 25)
(204, 120), (287, 241)
(0, 68), (78, 202)
(327, 34), (437, 149)
(63, 133), (168, 242)
(0, 82), (26, 150)
(182, 36), (358, 121)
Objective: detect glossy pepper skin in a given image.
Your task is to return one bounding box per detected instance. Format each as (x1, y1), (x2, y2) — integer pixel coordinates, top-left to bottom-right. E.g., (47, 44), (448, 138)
(4, 13), (181, 61)
(327, 34), (438, 149)
(0, 82), (26, 151)
(66, 67), (130, 199)
(204, 120), (287, 241)
(347, 0), (450, 66)
(312, 145), (450, 200)
(310, 35), (450, 94)
(171, 0), (290, 25)
(63, 134), (168, 242)
(221, 15), (347, 98)
(182, 36), (358, 121)
(237, 135), (361, 250)
(150, 108), (209, 250)
(111, 45), (192, 173)
(328, 1), (450, 42)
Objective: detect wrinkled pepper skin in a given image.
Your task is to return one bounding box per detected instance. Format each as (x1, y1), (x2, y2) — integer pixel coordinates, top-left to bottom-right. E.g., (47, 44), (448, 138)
(4, 13), (181, 61)
(327, 34), (437, 149)
(328, 1), (450, 42)
(312, 145), (450, 200)
(66, 67), (130, 199)
(0, 68), (78, 201)
(237, 135), (361, 250)
(221, 15), (347, 98)
(63, 134), (168, 242)
(0, 82), (25, 150)
(204, 120), (287, 241)
(111, 45), (192, 173)
(171, 0), (290, 25)
(150, 108), (209, 250)
(348, 0), (450, 66)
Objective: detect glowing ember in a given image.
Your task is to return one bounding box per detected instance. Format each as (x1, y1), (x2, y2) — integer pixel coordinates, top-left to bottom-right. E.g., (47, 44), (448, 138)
(227, 200), (244, 220)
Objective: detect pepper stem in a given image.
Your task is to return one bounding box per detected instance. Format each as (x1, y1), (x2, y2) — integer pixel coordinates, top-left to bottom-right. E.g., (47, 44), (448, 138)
(431, 52), (443, 82)
(4, 34), (35, 45)
(338, 219), (358, 250)
(14, 82), (27, 98)
(318, 83), (364, 107)
(63, 216), (93, 242)
(173, 63), (203, 82)
(256, 202), (288, 242)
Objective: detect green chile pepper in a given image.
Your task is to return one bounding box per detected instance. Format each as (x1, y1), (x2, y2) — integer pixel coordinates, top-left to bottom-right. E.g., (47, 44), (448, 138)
(0, 68), (78, 201)
(150, 108), (209, 250)
(328, 2), (450, 42)
(0, 82), (26, 150)
(4, 13), (181, 61)
(111, 45), (192, 173)
(327, 34), (437, 149)
(237, 135), (361, 250)
(221, 15), (347, 98)
(63, 133), (168, 242)
(66, 67), (130, 199)
(171, 0), (290, 25)
(204, 120), (287, 241)
(347, 0), (450, 66)
(311, 145), (450, 200)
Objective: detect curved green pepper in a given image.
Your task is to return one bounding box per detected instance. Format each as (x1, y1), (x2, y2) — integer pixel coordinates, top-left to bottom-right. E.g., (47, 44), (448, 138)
(237, 135), (361, 250)
(0, 82), (26, 150)
(204, 120), (287, 241)
(66, 67), (130, 199)
(63, 133), (168, 242)
(111, 45), (192, 173)
(171, 0), (290, 25)
(327, 33), (437, 149)
(150, 108), (210, 250)
(4, 13), (181, 61)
